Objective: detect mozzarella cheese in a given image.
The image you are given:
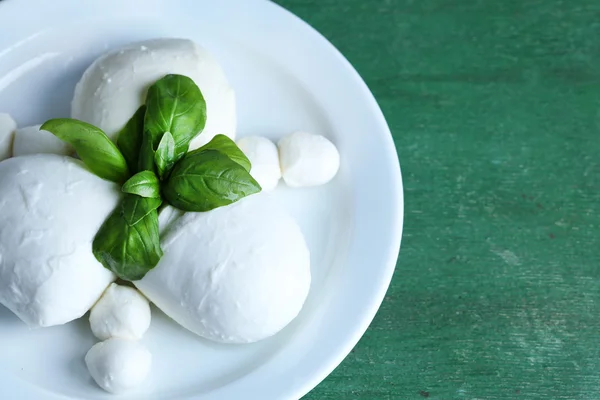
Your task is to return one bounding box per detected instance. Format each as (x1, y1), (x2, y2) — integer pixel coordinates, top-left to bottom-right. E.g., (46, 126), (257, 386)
(89, 283), (151, 341)
(157, 205), (184, 236)
(0, 155), (118, 327)
(85, 338), (152, 394)
(278, 131), (340, 187)
(136, 194), (311, 344)
(12, 124), (73, 157)
(236, 136), (281, 191)
(0, 113), (16, 161)
(71, 38), (236, 150)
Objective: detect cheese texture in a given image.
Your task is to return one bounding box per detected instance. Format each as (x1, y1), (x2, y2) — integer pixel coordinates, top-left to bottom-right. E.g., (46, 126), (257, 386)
(71, 38), (236, 150)
(0, 155), (118, 327)
(85, 338), (152, 394)
(278, 131), (340, 187)
(237, 136), (281, 191)
(136, 194), (311, 344)
(12, 124), (73, 157)
(0, 113), (16, 161)
(89, 283), (151, 341)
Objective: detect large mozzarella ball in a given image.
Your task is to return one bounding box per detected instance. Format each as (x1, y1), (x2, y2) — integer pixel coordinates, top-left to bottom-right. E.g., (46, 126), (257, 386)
(85, 338), (152, 394)
(237, 136), (281, 191)
(12, 124), (73, 157)
(89, 283), (151, 341)
(136, 194), (311, 344)
(0, 155), (118, 327)
(0, 113), (16, 161)
(278, 131), (340, 187)
(157, 205), (184, 236)
(71, 38), (236, 150)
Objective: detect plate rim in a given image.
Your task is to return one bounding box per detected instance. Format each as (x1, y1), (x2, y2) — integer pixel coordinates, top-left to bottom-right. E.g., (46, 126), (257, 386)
(263, 2), (404, 398)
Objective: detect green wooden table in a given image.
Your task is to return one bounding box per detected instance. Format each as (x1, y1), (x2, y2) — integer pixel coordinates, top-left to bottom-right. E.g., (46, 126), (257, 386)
(274, 1), (600, 399)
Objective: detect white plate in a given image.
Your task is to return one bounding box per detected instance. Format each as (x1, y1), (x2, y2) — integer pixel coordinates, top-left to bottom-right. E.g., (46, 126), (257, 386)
(0, 0), (403, 399)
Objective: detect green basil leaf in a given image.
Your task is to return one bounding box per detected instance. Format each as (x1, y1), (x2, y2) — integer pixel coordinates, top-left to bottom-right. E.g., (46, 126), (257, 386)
(138, 132), (156, 172)
(144, 74), (207, 163)
(122, 195), (162, 226)
(117, 105), (146, 173)
(193, 134), (251, 172)
(163, 149), (261, 212)
(122, 171), (161, 198)
(154, 131), (176, 180)
(93, 194), (163, 281)
(41, 118), (130, 183)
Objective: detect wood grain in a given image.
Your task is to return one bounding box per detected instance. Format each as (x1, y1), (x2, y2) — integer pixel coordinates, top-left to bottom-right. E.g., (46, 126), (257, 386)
(274, 0), (600, 399)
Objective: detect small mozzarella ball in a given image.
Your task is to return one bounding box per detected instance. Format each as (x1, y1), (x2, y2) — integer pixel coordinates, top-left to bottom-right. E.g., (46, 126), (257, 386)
(236, 136), (281, 191)
(85, 338), (152, 394)
(90, 283), (151, 340)
(12, 125), (73, 157)
(278, 131), (340, 187)
(0, 113), (16, 161)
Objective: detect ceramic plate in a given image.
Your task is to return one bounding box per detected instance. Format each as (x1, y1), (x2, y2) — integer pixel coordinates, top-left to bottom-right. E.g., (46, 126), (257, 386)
(0, 0), (403, 398)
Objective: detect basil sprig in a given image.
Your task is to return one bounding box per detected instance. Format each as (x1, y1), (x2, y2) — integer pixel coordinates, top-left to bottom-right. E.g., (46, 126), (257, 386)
(164, 149), (260, 212)
(42, 74), (260, 281)
(139, 74), (207, 172)
(92, 195), (163, 281)
(197, 134), (252, 172)
(41, 119), (130, 183)
(117, 105), (146, 173)
(122, 171), (161, 198)
(154, 132), (175, 180)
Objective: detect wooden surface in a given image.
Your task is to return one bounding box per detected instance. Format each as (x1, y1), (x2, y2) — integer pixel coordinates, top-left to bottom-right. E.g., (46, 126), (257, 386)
(273, 1), (600, 399)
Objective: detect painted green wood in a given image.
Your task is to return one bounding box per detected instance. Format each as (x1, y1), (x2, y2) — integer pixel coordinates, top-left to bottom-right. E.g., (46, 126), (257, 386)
(273, 1), (600, 399)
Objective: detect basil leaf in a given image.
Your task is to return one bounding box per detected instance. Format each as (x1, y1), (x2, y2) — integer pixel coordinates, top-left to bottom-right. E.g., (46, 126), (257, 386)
(122, 195), (162, 226)
(144, 74), (207, 161)
(93, 194), (163, 281)
(193, 134), (251, 172)
(117, 105), (146, 173)
(138, 132), (156, 172)
(41, 118), (130, 183)
(163, 149), (261, 212)
(122, 171), (161, 198)
(154, 131), (175, 180)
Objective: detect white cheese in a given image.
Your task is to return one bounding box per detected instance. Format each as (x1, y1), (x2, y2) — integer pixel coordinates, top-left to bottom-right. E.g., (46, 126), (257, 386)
(136, 194), (311, 344)
(278, 131), (340, 187)
(89, 283), (151, 340)
(237, 136), (281, 191)
(0, 113), (16, 161)
(0, 155), (118, 327)
(85, 338), (152, 394)
(12, 124), (73, 157)
(157, 205), (184, 236)
(71, 38), (236, 150)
